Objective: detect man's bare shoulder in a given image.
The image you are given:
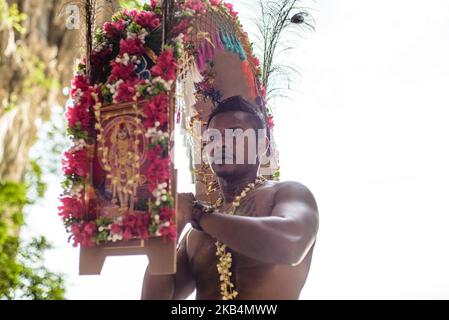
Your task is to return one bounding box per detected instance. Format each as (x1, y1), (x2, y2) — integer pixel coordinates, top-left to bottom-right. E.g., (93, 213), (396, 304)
(263, 180), (318, 212)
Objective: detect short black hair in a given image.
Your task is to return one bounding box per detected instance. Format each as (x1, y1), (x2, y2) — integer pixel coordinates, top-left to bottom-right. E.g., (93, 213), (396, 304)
(207, 95), (266, 129)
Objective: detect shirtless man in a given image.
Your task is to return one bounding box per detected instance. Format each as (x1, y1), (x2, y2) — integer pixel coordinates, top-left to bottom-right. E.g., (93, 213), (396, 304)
(142, 95), (319, 300)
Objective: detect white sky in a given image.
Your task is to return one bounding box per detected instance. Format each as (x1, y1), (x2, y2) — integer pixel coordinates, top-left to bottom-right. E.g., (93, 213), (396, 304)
(23, 0), (449, 299)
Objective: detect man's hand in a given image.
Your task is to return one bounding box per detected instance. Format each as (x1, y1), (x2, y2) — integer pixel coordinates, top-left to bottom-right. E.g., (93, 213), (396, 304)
(191, 200), (215, 231)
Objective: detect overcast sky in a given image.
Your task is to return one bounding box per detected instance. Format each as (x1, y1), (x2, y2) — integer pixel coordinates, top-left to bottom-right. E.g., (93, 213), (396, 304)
(24, 0), (449, 299)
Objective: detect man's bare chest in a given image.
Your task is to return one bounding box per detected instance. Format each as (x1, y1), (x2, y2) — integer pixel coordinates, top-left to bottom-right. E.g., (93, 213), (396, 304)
(187, 187), (277, 273)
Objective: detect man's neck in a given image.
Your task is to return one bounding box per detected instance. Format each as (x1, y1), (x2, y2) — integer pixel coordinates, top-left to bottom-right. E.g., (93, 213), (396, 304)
(218, 171), (259, 203)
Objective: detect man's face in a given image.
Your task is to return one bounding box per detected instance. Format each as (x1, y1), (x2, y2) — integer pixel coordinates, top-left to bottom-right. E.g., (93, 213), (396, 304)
(206, 111), (267, 179)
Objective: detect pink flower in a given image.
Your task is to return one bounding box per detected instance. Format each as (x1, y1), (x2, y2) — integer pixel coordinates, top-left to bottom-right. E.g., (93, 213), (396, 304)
(267, 115), (274, 129)
(114, 78), (140, 103)
(110, 223), (122, 234)
(143, 94), (169, 128)
(123, 227), (133, 241)
(119, 38), (145, 55)
(135, 11), (160, 30)
(134, 213), (150, 240)
(62, 149), (89, 177)
(91, 47), (112, 74)
(108, 60), (136, 82)
(210, 0), (222, 6)
(58, 196), (85, 220)
(260, 84), (267, 98)
(159, 207), (175, 222)
(146, 147), (171, 191)
(123, 9), (138, 19)
(184, 0), (205, 12)
(119, 213), (151, 241)
(150, 0), (159, 9)
(66, 103), (90, 130)
(223, 2), (238, 18)
(151, 48), (177, 81)
(170, 19), (190, 38)
(252, 56), (261, 68)
(103, 19), (126, 38)
(71, 74), (89, 96)
(71, 221), (96, 247)
(159, 224), (177, 242)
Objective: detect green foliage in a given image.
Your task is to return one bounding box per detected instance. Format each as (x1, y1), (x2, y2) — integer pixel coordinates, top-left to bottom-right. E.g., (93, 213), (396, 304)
(16, 237), (65, 300)
(0, 0), (27, 33)
(119, 0), (143, 10)
(0, 165), (65, 300)
(21, 49), (60, 93)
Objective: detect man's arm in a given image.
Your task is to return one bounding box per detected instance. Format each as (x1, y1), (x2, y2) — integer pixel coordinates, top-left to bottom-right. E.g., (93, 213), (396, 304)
(141, 229), (196, 300)
(141, 193), (196, 300)
(198, 181), (319, 265)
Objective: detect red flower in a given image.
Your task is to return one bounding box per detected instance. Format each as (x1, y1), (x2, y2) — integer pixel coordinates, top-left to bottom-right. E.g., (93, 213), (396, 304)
(184, 0), (205, 12)
(150, 0), (159, 9)
(120, 213), (151, 241)
(223, 2), (238, 18)
(151, 48), (177, 81)
(119, 38), (145, 56)
(110, 223), (122, 234)
(103, 19), (126, 38)
(62, 149), (89, 177)
(123, 9), (138, 19)
(267, 115), (275, 129)
(252, 56), (261, 68)
(135, 11), (160, 30)
(71, 221), (96, 247)
(210, 0), (222, 6)
(66, 103), (90, 130)
(108, 61), (136, 83)
(114, 78), (140, 103)
(123, 227), (133, 241)
(146, 148), (171, 191)
(71, 74), (89, 96)
(170, 20), (190, 37)
(134, 213), (150, 240)
(143, 94), (169, 128)
(91, 47), (112, 70)
(260, 84), (267, 99)
(58, 196), (85, 220)
(159, 224), (177, 242)
(159, 207), (175, 222)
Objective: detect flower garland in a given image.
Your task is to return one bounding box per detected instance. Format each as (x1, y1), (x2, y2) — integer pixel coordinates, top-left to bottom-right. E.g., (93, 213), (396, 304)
(59, 0), (274, 249)
(59, 3), (183, 247)
(213, 176), (266, 300)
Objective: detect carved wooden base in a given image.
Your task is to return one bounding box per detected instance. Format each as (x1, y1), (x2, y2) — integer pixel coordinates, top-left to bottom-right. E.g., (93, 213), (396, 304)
(79, 237), (176, 275)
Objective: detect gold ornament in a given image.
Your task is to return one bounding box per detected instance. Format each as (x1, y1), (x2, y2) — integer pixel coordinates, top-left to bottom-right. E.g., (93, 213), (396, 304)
(212, 176), (266, 300)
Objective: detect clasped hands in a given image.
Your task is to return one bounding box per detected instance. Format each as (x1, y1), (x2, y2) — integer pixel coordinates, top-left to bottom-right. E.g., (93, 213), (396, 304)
(177, 193), (215, 234)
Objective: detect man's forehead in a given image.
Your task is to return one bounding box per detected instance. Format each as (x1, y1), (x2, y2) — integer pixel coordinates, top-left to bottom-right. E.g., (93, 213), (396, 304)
(209, 110), (253, 127)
